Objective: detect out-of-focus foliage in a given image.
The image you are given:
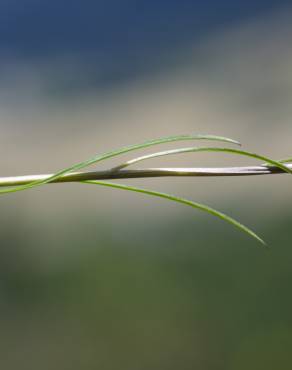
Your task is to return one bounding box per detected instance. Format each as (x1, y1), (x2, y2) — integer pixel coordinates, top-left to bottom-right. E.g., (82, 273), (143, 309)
(1, 214), (292, 369)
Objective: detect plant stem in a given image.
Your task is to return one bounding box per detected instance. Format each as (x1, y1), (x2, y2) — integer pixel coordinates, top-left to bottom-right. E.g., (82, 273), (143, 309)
(0, 164), (291, 187)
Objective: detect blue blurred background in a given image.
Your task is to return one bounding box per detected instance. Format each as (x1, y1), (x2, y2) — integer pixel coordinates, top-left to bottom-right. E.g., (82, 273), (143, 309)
(1, 1), (292, 369)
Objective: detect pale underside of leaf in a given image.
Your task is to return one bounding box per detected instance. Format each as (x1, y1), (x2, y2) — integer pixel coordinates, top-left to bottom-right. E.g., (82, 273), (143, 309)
(113, 147), (292, 174)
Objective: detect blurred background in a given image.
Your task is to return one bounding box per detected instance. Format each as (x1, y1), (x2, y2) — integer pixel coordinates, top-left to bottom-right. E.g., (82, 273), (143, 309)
(1, 1), (292, 369)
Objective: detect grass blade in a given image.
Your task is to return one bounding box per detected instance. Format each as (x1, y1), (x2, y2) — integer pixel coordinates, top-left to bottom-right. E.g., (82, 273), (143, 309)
(113, 147), (292, 174)
(0, 134), (240, 194)
(83, 180), (266, 246)
(263, 157), (292, 166)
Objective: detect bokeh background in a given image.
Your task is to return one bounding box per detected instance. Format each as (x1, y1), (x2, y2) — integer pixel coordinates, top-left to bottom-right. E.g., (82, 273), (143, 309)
(1, 1), (292, 369)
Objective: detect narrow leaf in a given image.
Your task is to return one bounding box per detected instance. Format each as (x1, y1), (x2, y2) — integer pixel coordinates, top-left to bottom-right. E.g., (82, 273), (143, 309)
(113, 147), (292, 174)
(83, 180), (266, 246)
(263, 157), (292, 166)
(0, 134), (240, 194)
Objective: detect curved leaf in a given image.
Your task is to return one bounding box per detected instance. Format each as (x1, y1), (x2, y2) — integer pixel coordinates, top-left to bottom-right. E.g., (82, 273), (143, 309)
(83, 180), (266, 246)
(113, 147), (292, 174)
(0, 134), (240, 194)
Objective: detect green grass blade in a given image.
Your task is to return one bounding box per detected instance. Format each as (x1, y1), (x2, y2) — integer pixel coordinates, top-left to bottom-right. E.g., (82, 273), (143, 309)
(83, 180), (266, 246)
(280, 158), (292, 163)
(0, 134), (240, 194)
(113, 147), (292, 174)
(263, 157), (292, 166)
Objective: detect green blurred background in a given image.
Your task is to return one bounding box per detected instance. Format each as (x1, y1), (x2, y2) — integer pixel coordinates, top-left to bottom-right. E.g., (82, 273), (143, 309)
(1, 1), (292, 369)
